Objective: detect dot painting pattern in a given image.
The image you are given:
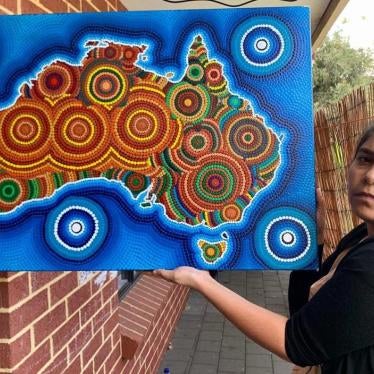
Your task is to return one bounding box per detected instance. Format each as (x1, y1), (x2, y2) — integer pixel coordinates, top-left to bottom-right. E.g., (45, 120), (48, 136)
(45, 197), (108, 261)
(0, 8), (316, 270)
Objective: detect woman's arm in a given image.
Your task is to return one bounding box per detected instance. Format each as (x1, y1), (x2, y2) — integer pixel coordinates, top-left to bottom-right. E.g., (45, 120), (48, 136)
(154, 267), (290, 361)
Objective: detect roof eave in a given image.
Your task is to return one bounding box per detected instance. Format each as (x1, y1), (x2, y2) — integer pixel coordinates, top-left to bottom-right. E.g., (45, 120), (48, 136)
(312, 0), (350, 51)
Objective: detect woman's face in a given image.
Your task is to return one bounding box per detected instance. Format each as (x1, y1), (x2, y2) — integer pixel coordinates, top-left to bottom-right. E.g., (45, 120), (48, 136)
(348, 135), (374, 231)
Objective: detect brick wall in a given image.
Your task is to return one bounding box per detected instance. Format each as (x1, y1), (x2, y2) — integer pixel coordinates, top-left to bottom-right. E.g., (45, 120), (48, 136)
(0, 270), (189, 373)
(0, 1), (190, 373)
(119, 275), (189, 373)
(0, 271), (120, 373)
(0, 0), (127, 14)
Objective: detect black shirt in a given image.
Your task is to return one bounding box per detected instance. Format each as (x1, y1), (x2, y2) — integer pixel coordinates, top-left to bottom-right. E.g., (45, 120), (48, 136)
(286, 224), (374, 373)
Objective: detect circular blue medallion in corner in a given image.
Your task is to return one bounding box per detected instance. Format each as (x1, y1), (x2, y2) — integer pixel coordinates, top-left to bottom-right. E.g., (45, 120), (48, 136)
(45, 196), (108, 262)
(254, 207), (316, 269)
(230, 16), (294, 76)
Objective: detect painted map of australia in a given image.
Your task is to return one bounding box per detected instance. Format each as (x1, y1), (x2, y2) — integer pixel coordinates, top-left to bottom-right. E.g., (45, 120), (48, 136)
(0, 9), (316, 270)
(0, 37), (280, 225)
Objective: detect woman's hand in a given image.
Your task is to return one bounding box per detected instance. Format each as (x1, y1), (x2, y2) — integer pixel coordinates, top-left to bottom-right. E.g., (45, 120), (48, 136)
(153, 266), (212, 289)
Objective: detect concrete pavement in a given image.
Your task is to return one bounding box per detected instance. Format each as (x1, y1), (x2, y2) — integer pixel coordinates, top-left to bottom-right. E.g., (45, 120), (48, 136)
(160, 271), (293, 374)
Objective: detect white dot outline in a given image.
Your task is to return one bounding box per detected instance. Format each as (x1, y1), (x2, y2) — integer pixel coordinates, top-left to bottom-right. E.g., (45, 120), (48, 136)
(255, 37), (269, 53)
(54, 205), (99, 252)
(69, 220), (84, 236)
(264, 216), (311, 263)
(279, 230), (296, 247)
(240, 24), (285, 67)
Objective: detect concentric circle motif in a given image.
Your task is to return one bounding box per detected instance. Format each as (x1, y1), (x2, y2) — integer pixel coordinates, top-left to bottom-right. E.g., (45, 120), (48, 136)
(178, 153), (252, 215)
(254, 207), (316, 269)
(228, 95), (244, 110)
(113, 89), (175, 159)
(81, 60), (128, 108)
(31, 62), (79, 100)
(221, 203), (242, 222)
(0, 100), (51, 166)
(198, 239), (227, 264)
(180, 120), (222, 161)
(166, 82), (211, 124)
(186, 63), (205, 84)
(45, 197), (108, 261)
(122, 45), (144, 68)
(122, 171), (150, 196)
(0, 176), (27, 211)
(205, 61), (227, 94)
(52, 99), (110, 166)
(231, 16), (294, 75)
(223, 114), (278, 163)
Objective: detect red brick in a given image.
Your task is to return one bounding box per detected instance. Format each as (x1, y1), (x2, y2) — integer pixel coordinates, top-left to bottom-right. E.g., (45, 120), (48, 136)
(30, 272), (61, 292)
(119, 322), (146, 342)
(140, 276), (171, 294)
(63, 0), (81, 11)
(91, 273), (104, 295)
(52, 312), (80, 353)
(64, 355), (81, 374)
(67, 283), (91, 316)
(120, 335), (138, 360)
(20, 0), (52, 14)
(13, 340), (50, 374)
(89, 0), (108, 11)
(93, 300), (111, 331)
(111, 325), (120, 348)
(128, 359), (141, 374)
(104, 341), (121, 372)
(119, 316), (147, 338)
(34, 302), (66, 345)
(102, 278), (117, 301)
(120, 299), (156, 322)
(82, 361), (94, 374)
(5, 290), (49, 338)
(103, 310), (118, 337)
(94, 336), (112, 372)
(0, 273), (29, 308)
(39, 0), (68, 13)
(130, 284), (164, 304)
(50, 273), (78, 305)
(82, 330), (102, 366)
(0, 312), (10, 339)
(0, 329), (31, 368)
(80, 292), (102, 326)
(43, 347), (68, 374)
(134, 281), (165, 299)
(0, 342), (10, 369)
(111, 355), (125, 374)
(81, 1), (98, 12)
(111, 294), (119, 312)
(116, 0), (127, 11)
(106, 0), (116, 10)
(0, 0), (17, 14)
(68, 321), (92, 361)
(127, 287), (164, 309)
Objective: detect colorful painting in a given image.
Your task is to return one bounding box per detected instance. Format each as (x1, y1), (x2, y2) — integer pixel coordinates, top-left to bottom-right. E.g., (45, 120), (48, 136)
(0, 8), (316, 270)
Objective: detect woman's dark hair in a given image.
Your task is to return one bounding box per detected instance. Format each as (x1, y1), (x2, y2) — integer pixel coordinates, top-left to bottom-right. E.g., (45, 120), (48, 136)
(354, 123), (374, 157)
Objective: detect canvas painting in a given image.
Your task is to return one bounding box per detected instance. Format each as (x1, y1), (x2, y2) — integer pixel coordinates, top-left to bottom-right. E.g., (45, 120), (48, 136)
(0, 8), (316, 270)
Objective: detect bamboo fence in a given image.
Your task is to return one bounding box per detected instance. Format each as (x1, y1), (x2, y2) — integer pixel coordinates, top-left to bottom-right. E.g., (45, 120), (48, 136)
(314, 82), (374, 258)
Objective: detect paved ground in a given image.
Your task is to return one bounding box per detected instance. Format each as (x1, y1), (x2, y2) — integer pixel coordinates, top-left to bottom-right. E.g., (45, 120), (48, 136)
(160, 271), (294, 374)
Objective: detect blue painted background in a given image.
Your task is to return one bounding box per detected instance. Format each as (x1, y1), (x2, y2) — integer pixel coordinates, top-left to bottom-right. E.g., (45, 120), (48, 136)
(0, 8), (316, 270)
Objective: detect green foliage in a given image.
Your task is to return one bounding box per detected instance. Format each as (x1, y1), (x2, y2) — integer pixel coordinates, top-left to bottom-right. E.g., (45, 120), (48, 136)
(313, 31), (374, 110)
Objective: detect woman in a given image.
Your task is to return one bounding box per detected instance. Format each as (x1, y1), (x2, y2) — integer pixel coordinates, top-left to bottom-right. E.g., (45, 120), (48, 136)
(154, 125), (374, 373)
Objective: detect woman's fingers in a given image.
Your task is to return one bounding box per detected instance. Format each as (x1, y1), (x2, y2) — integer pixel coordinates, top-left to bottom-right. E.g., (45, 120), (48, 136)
(153, 269), (174, 281)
